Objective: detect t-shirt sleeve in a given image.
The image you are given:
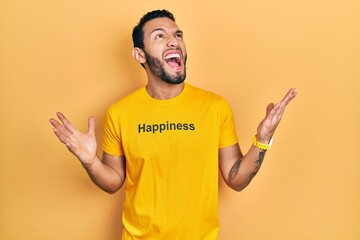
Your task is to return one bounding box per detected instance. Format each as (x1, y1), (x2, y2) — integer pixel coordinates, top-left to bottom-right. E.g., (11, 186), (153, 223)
(102, 105), (124, 156)
(218, 98), (238, 148)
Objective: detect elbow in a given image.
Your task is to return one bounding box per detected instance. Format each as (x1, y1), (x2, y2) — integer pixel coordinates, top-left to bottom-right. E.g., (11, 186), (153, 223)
(103, 184), (122, 194)
(230, 184), (247, 192)
(231, 185), (243, 192)
(102, 178), (124, 195)
(105, 188), (119, 195)
(227, 179), (250, 192)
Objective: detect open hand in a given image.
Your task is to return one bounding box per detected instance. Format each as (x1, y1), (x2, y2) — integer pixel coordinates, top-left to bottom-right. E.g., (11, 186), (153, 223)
(256, 88), (297, 143)
(49, 112), (97, 166)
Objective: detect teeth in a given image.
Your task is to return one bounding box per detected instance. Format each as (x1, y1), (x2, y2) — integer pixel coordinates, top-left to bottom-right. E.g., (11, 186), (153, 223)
(165, 53), (180, 59)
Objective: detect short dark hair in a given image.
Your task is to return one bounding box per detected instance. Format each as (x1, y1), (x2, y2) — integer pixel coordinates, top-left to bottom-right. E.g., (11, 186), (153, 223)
(132, 9), (176, 50)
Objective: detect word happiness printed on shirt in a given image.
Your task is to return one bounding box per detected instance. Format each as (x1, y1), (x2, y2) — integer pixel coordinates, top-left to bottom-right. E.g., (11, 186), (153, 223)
(138, 121), (196, 134)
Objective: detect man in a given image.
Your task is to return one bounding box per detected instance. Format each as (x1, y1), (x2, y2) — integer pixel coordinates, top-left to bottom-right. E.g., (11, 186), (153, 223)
(50, 9), (297, 240)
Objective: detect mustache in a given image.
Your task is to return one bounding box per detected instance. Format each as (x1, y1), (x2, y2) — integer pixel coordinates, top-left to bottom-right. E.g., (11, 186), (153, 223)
(143, 49), (188, 65)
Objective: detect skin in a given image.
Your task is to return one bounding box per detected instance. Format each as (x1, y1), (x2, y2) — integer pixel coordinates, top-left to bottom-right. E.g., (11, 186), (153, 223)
(132, 17), (187, 99)
(219, 88), (297, 191)
(49, 17), (297, 194)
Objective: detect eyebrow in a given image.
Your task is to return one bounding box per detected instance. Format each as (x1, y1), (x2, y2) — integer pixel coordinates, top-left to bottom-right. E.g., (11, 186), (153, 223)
(150, 27), (165, 35)
(175, 30), (184, 35)
(150, 28), (183, 36)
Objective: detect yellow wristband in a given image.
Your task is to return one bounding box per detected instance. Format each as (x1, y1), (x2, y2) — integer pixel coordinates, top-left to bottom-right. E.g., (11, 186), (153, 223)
(253, 135), (273, 150)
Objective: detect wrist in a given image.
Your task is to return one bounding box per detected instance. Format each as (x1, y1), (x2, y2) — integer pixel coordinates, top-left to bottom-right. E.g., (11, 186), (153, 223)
(255, 133), (273, 143)
(81, 155), (98, 170)
(253, 135), (273, 150)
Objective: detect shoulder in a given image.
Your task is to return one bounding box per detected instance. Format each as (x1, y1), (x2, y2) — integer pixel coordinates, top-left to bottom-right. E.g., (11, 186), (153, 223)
(108, 87), (145, 111)
(186, 83), (229, 106)
(186, 83), (223, 100)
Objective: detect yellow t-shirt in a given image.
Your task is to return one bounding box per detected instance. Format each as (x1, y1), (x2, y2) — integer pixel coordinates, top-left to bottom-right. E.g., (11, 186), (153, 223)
(103, 83), (238, 240)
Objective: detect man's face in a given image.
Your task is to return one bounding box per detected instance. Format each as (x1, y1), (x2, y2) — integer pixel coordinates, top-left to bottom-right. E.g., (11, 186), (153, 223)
(142, 17), (187, 84)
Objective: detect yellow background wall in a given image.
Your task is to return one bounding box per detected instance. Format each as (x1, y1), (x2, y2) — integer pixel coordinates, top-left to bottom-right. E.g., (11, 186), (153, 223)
(1, 0), (359, 239)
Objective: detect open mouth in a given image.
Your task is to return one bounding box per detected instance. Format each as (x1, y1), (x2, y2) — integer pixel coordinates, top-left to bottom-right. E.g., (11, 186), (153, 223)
(164, 52), (182, 69)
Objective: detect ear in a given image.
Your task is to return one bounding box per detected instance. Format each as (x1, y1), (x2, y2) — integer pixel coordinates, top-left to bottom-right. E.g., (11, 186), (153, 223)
(132, 48), (146, 64)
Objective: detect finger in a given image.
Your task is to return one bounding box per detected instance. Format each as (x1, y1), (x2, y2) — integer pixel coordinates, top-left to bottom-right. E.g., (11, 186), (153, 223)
(56, 112), (76, 134)
(268, 88), (296, 117)
(52, 124), (71, 145)
(267, 102), (281, 119)
(280, 88), (297, 106)
(265, 103), (275, 116)
(269, 88), (297, 119)
(277, 88), (297, 117)
(49, 118), (61, 128)
(49, 118), (71, 136)
(88, 116), (96, 135)
(50, 115), (75, 147)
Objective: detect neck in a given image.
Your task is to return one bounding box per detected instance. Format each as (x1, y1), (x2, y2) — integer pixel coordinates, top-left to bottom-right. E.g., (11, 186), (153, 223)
(146, 78), (185, 100)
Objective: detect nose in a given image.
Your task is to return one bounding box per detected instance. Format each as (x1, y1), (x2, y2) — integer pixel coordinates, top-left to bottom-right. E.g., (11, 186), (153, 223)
(167, 36), (180, 48)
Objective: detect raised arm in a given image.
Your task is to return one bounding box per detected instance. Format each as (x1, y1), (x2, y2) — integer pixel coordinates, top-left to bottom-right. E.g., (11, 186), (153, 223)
(49, 112), (125, 194)
(219, 88), (297, 191)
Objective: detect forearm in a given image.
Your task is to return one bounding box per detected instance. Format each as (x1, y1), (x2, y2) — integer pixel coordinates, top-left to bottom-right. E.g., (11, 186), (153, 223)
(222, 88), (297, 192)
(82, 157), (124, 194)
(228, 145), (266, 192)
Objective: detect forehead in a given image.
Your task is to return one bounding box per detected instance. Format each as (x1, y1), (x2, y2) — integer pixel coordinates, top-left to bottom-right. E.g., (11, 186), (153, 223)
(142, 17), (181, 35)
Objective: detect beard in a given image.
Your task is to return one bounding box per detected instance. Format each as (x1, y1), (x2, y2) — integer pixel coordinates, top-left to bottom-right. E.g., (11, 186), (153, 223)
(144, 51), (187, 85)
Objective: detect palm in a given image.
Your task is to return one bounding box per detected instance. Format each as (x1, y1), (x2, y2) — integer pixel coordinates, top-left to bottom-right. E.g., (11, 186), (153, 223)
(69, 127), (97, 164)
(256, 88), (297, 142)
(50, 112), (97, 165)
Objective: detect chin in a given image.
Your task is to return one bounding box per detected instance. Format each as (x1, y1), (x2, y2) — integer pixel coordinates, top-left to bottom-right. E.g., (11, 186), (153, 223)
(160, 68), (186, 85)
(162, 77), (185, 85)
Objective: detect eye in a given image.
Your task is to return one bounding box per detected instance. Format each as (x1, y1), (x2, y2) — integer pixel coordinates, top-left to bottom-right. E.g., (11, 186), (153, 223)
(155, 33), (164, 39)
(175, 33), (183, 39)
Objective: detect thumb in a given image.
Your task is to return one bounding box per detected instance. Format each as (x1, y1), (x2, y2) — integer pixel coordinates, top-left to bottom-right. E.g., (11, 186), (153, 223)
(88, 116), (96, 135)
(266, 103), (274, 116)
